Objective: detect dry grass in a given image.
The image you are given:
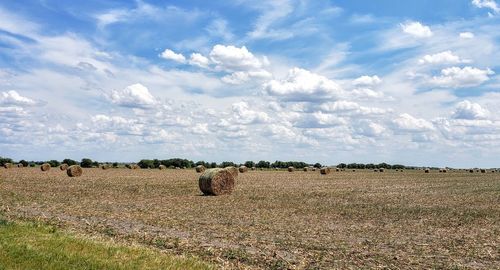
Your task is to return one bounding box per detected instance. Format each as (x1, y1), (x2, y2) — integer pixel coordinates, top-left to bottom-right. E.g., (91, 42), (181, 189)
(1, 168), (499, 269)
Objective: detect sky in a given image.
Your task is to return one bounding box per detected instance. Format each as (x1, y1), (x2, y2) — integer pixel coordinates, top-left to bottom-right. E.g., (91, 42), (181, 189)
(0, 0), (499, 167)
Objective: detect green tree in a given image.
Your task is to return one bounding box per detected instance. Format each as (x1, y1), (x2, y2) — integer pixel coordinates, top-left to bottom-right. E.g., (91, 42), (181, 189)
(220, 161), (236, 168)
(80, 158), (93, 168)
(244, 161), (255, 168)
(18, 160), (29, 167)
(256, 160), (270, 168)
(0, 157), (13, 166)
(47, 160), (60, 167)
(62, 159), (78, 166)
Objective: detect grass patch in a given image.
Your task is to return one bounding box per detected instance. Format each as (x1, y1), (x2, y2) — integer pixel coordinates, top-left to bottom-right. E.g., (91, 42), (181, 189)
(0, 219), (213, 270)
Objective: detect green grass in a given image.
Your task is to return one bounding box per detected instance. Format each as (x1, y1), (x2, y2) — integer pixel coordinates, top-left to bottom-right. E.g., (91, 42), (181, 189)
(0, 218), (214, 270)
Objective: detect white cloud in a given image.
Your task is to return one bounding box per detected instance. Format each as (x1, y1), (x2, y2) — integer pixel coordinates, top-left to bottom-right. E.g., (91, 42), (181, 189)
(188, 53), (209, 68)
(159, 49), (186, 63)
(0, 90), (37, 106)
(352, 75), (382, 86)
(452, 100), (490, 119)
(209, 45), (264, 72)
(418, 51), (469, 65)
(400, 21), (433, 38)
(109, 83), (156, 108)
(459, 32), (475, 39)
(264, 68), (344, 101)
(319, 101), (390, 116)
(231, 101), (270, 124)
(246, 0), (295, 40)
(430, 66), (494, 88)
(472, 0), (500, 13)
(0, 106), (28, 118)
(350, 88), (386, 100)
(393, 113), (434, 132)
(189, 123), (210, 135)
(221, 70), (271, 85)
(355, 121), (386, 137)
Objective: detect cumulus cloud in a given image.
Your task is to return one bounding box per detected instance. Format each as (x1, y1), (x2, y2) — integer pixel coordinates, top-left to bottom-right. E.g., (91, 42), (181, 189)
(207, 44), (271, 85)
(419, 51), (470, 65)
(400, 21), (433, 38)
(263, 124), (318, 146)
(91, 114), (143, 135)
(209, 44), (264, 72)
(264, 68), (344, 101)
(430, 66), (494, 88)
(0, 90), (37, 106)
(393, 113), (434, 132)
(159, 49), (186, 63)
(352, 75), (382, 86)
(221, 70), (271, 84)
(319, 101), (390, 116)
(472, 0), (500, 13)
(350, 88), (386, 100)
(188, 53), (209, 68)
(452, 100), (489, 119)
(231, 101), (270, 124)
(109, 83), (156, 108)
(355, 121), (386, 137)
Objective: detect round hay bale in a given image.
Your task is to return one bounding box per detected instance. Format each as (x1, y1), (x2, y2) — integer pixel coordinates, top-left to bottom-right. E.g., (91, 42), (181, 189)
(17, 163), (24, 168)
(175, 167), (180, 170)
(379, 168), (385, 173)
(199, 168), (235, 196)
(195, 165), (205, 173)
(59, 163), (68, 171)
(352, 169), (356, 172)
(480, 169), (486, 173)
(336, 168), (340, 172)
(239, 166), (248, 173)
(128, 164), (140, 169)
(40, 163), (51, 171)
(275, 168), (279, 171)
(303, 167), (308, 172)
(312, 168), (316, 171)
(159, 165), (167, 170)
(225, 166), (239, 178)
(320, 167), (331, 175)
(67, 165), (82, 177)
(251, 167), (256, 171)
(469, 169), (474, 173)
(288, 166), (295, 172)
(425, 168), (430, 173)
(441, 169), (447, 173)
(3, 163), (12, 169)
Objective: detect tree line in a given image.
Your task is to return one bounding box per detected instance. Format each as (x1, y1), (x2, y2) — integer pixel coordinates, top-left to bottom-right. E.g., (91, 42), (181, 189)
(1, 156), (424, 170)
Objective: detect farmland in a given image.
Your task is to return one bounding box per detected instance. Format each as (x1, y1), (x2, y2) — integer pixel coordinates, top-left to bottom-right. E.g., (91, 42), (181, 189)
(1, 167), (499, 269)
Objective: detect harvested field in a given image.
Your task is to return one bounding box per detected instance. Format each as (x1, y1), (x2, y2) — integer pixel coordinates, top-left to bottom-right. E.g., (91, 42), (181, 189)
(1, 168), (499, 269)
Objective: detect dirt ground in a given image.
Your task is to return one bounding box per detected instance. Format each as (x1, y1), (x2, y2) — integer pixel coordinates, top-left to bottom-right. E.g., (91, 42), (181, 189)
(1, 167), (499, 269)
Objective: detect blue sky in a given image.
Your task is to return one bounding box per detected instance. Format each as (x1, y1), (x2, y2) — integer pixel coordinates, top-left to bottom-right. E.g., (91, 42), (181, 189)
(0, 0), (499, 167)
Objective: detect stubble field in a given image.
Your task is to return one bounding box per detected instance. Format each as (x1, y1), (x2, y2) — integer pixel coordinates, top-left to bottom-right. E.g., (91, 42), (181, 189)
(1, 167), (499, 269)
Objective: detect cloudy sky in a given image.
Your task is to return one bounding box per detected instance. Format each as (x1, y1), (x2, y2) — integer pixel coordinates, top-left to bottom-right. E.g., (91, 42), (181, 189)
(0, 0), (499, 167)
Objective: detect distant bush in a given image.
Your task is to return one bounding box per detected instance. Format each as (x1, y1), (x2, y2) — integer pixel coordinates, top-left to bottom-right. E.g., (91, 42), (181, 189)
(18, 160), (29, 167)
(47, 160), (60, 167)
(80, 158), (93, 168)
(0, 157), (13, 166)
(62, 159), (78, 166)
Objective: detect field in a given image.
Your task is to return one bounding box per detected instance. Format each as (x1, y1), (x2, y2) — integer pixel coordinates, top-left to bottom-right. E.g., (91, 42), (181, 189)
(1, 167), (499, 269)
